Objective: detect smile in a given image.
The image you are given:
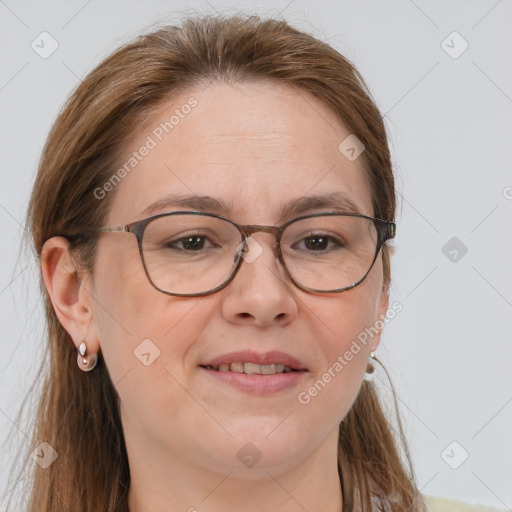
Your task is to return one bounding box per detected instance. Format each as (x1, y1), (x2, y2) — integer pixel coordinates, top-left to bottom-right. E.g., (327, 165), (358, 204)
(201, 362), (298, 374)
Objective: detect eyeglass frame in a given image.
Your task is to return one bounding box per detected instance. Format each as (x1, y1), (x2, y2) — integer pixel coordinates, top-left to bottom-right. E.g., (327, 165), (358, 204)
(77, 210), (396, 297)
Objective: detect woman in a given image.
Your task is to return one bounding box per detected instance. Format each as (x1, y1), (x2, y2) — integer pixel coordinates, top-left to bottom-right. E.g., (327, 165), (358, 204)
(10, 13), (427, 512)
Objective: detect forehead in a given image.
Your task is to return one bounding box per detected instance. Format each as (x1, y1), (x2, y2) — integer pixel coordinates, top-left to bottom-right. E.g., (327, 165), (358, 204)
(107, 80), (374, 224)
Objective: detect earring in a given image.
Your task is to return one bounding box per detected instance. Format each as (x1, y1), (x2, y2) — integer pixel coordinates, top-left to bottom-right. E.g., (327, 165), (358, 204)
(77, 341), (98, 372)
(363, 351), (376, 382)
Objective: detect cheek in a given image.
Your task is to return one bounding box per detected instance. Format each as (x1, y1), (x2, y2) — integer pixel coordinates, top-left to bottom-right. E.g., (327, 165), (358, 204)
(317, 279), (382, 359)
(90, 243), (214, 388)
(90, 262), (219, 446)
(300, 276), (383, 415)
(93, 288), (225, 464)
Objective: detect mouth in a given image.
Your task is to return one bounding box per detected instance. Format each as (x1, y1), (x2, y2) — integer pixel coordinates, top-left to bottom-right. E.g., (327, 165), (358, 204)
(200, 362), (301, 374)
(198, 351), (308, 394)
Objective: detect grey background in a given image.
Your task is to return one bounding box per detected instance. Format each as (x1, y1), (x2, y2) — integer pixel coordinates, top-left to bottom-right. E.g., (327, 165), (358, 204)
(1, 0), (511, 509)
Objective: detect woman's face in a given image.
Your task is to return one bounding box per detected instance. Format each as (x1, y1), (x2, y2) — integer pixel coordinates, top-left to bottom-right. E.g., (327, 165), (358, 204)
(83, 80), (389, 475)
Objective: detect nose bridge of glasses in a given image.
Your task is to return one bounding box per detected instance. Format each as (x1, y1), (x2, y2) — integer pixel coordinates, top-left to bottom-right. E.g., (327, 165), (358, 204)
(240, 224), (282, 250)
(234, 224), (283, 264)
(242, 224), (281, 238)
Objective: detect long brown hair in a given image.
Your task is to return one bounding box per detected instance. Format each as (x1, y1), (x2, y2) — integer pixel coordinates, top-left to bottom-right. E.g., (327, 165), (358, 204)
(5, 12), (427, 511)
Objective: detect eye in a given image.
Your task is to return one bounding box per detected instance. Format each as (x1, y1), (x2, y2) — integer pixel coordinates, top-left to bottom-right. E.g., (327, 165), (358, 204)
(293, 233), (343, 252)
(163, 234), (216, 252)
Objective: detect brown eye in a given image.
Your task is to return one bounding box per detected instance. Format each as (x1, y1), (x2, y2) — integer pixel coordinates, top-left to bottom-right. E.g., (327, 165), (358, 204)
(167, 235), (208, 251)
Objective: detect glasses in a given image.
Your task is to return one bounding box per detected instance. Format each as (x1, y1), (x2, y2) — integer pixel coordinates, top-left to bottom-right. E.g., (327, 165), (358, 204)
(81, 211), (395, 297)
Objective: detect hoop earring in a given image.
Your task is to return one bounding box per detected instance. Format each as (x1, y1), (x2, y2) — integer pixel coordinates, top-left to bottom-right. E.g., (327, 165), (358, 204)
(363, 351), (376, 382)
(77, 341), (98, 372)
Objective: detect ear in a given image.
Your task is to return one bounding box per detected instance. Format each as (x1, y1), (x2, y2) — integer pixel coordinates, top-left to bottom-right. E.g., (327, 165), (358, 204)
(40, 236), (100, 356)
(370, 277), (391, 353)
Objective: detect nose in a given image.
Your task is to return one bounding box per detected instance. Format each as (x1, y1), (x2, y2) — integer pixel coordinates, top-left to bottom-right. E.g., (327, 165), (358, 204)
(220, 233), (298, 327)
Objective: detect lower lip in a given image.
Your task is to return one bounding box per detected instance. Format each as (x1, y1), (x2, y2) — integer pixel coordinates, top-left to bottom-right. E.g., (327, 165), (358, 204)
(199, 367), (307, 394)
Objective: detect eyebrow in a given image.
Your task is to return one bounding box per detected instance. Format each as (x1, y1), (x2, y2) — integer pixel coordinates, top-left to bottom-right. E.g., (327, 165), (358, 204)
(141, 191), (363, 219)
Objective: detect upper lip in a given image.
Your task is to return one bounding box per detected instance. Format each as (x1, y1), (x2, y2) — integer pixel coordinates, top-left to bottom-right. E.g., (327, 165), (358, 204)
(200, 350), (307, 371)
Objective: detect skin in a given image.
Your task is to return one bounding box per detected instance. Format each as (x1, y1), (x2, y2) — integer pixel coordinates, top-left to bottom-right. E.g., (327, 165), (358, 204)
(42, 80), (390, 512)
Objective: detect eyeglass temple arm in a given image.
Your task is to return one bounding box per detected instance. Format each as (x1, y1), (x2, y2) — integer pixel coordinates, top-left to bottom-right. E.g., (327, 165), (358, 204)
(92, 226), (131, 233)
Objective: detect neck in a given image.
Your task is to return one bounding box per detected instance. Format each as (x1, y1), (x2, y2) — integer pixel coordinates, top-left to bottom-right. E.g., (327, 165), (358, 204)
(125, 426), (343, 512)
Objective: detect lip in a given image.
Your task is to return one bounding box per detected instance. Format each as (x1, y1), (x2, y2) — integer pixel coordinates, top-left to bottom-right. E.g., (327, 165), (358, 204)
(199, 350), (308, 395)
(199, 366), (308, 394)
(200, 350), (307, 370)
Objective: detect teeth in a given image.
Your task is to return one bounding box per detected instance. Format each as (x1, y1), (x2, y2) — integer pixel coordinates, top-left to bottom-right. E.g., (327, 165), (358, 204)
(261, 364), (276, 375)
(244, 362), (262, 374)
(230, 362), (244, 373)
(205, 363), (296, 374)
